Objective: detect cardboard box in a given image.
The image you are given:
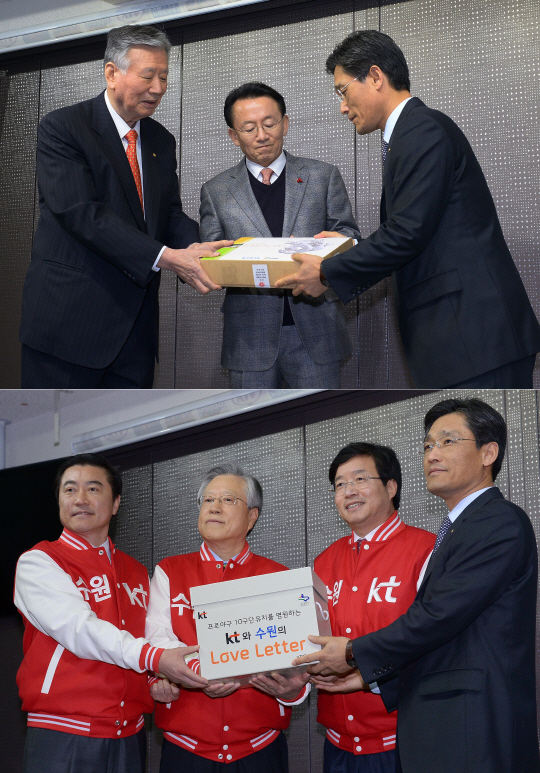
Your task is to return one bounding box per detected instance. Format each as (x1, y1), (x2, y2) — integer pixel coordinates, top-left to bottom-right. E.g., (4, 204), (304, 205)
(201, 236), (354, 288)
(191, 567), (331, 685)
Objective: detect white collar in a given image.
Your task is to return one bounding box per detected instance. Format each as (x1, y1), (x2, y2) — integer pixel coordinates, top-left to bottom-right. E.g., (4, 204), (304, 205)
(104, 90), (141, 141)
(246, 150), (286, 182)
(383, 97), (413, 143)
(447, 487), (493, 522)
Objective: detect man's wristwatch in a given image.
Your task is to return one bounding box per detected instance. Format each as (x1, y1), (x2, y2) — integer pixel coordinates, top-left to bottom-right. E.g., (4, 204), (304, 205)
(345, 639), (357, 669)
(319, 265), (331, 287)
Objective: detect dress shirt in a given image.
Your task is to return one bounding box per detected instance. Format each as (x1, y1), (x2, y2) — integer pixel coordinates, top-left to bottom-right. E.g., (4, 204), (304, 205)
(383, 97), (413, 143)
(104, 90), (165, 271)
(246, 151), (286, 184)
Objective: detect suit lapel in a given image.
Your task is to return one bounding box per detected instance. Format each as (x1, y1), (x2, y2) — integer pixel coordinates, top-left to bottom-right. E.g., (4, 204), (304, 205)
(227, 159), (271, 236)
(420, 488), (503, 589)
(380, 97), (423, 224)
(91, 92), (146, 231)
(282, 153), (308, 236)
(140, 119), (161, 239)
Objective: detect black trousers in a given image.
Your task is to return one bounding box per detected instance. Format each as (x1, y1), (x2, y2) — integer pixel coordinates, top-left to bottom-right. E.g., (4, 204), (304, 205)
(159, 732), (288, 773)
(23, 727), (146, 773)
(323, 738), (397, 773)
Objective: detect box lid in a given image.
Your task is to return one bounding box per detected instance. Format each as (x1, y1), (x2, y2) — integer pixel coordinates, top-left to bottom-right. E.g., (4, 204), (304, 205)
(190, 566), (326, 606)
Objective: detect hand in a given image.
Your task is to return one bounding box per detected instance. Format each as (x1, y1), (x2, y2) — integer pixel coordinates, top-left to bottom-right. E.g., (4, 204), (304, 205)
(157, 647), (209, 689)
(203, 681), (241, 698)
(291, 635), (351, 676)
(157, 240), (233, 294)
(249, 669), (310, 701)
(311, 669), (366, 693)
(313, 231), (343, 238)
(274, 253), (325, 297)
(150, 677), (181, 703)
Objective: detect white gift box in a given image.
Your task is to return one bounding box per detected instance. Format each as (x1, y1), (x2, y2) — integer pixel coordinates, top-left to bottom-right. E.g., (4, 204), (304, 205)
(191, 567), (331, 684)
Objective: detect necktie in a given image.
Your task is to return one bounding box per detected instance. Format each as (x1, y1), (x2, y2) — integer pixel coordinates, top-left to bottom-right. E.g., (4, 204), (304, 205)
(432, 515), (452, 554)
(381, 139), (389, 164)
(261, 167), (274, 185)
(125, 129), (144, 210)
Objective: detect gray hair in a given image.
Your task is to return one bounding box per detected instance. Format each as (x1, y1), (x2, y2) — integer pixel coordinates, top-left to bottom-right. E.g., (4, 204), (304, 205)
(197, 464), (263, 512)
(104, 25), (171, 72)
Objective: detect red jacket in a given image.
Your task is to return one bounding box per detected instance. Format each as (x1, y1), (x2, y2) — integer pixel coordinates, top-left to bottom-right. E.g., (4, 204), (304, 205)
(15, 528), (163, 738)
(314, 513), (435, 755)
(146, 542), (301, 763)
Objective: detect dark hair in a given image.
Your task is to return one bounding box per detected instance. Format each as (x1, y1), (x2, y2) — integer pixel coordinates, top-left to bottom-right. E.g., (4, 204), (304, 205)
(326, 30), (410, 92)
(328, 442), (402, 510)
(424, 398), (506, 481)
(54, 453), (123, 502)
(224, 82), (286, 128)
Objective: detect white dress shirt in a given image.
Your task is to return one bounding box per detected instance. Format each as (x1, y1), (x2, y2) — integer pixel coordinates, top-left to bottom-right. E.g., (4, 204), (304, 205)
(246, 151), (286, 184)
(383, 96), (413, 143)
(104, 90), (164, 271)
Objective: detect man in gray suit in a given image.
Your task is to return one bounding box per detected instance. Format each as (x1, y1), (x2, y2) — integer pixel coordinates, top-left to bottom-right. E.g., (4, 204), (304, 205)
(200, 82), (361, 388)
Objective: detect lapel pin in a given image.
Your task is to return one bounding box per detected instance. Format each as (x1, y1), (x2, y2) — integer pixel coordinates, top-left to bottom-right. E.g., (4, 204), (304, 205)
(297, 178), (303, 183)
(153, 153), (156, 157)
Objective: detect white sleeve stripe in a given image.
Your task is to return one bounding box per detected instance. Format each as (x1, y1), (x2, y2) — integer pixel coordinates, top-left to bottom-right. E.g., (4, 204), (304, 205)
(41, 644), (64, 694)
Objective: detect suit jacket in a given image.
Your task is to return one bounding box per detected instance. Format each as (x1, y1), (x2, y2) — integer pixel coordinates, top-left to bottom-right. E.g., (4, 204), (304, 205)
(19, 92), (199, 369)
(199, 151), (361, 370)
(353, 488), (540, 773)
(323, 98), (540, 386)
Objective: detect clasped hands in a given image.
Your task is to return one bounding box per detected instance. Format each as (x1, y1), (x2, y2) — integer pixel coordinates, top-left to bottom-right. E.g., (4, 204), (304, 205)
(292, 635), (367, 694)
(152, 645), (311, 703)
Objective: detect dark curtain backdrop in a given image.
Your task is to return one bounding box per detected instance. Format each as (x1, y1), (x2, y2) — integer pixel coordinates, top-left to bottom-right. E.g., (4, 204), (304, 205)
(0, 0), (539, 387)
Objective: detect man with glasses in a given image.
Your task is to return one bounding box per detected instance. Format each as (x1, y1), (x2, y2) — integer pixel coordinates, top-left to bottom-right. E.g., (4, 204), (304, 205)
(312, 442), (434, 773)
(200, 82), (360, 388)
(294, 398), (540, 773)
(146, 464), (310, 772)
(276, 30), (540, 387)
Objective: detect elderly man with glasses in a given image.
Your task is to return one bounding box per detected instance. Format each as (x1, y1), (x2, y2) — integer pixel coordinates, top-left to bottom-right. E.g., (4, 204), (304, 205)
(145, 464), (310, 773)
(199, 81), (361, 389)
(294, 398), (540, 773)
(312, 442), (434, 773)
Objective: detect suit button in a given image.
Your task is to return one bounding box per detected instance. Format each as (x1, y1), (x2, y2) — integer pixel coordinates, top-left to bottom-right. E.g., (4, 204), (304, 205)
(346, 628), (351, 633)
(218, 754), (223, 760)
(115, 721), (120, 726)
(356, 746), (362, 752)
(352, 586), (358, 592)
(347, 714), (354, 721)
(227, 755), (232, 761)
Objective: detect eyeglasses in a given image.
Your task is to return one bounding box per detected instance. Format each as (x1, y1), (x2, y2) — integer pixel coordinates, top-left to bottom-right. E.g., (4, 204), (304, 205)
(420, 437), (477, 455)
(334, 76), (359, 102)
(330, 475), (382, 496)
(198, 495), (248, 507)
(233, 116), (284, 136)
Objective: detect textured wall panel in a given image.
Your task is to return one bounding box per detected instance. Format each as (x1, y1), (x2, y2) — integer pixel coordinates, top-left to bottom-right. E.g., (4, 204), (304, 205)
(0, 67), (40, 387)
(177, 2), (359, 388)
(114, 464), (154, 574)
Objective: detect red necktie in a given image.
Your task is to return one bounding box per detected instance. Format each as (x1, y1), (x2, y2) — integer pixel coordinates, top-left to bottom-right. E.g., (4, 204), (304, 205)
(261, 167), (274, 185)
(125, 129), (144, 210)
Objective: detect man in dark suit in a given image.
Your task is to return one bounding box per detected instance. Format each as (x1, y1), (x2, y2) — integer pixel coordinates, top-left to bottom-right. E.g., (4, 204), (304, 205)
(19, 24), (230, 388)
(276, 30), (540, 387)
(200, 82), (360, 388)
(294, 397), (540, 773)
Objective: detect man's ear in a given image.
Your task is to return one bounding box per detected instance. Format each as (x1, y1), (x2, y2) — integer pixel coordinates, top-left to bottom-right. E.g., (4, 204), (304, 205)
(228, 127), (241, 148)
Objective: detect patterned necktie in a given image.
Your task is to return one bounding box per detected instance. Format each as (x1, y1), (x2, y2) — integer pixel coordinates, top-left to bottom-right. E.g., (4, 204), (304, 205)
(432, 515), (452, 554)
(125, 129), (144, 210)
(261, 167), (274, 185)
(381, 139), (389, 164)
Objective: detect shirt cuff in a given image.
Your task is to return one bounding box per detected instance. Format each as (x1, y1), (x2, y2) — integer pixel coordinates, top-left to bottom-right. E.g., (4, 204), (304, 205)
(277, 682), (311, 706)
(152, 246), (167, 272)
(139, 643), (165, 673)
